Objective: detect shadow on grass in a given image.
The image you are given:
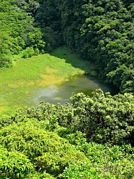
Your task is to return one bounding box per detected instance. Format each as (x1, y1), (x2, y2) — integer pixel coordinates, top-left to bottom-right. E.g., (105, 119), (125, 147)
(50, 47), (116, 94)
(50, 46), (96, 75)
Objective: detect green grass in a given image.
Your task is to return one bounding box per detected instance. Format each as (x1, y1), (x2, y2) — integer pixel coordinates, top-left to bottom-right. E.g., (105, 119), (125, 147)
(0, 47), (91, 115)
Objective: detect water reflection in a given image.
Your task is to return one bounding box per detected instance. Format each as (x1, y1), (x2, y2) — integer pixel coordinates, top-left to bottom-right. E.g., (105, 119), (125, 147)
(33, 75), (112, 104)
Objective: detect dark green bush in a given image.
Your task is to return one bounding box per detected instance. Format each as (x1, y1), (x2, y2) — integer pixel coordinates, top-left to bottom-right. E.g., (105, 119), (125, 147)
(68, 90), (134, 145)
(22, 47), (36, 58)
(36, 0), (134, 93)
(0, 55), (12, 68)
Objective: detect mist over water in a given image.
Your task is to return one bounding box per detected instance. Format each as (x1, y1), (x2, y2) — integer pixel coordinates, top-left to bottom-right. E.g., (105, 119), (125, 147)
(33, 75), (112, 104)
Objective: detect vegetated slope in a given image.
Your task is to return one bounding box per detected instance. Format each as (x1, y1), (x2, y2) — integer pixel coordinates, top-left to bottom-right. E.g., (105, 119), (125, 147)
(0, 90), (134, 178)
(0, 0), (45, 67)
(0, 1), (134, 178)
(0, 0), (133, 93)
(36, 0), (134, 93)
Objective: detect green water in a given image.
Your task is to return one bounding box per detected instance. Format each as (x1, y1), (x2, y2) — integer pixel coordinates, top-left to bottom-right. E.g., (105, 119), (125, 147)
(33, 75), (112, 104)
(0, 47), (114, 114)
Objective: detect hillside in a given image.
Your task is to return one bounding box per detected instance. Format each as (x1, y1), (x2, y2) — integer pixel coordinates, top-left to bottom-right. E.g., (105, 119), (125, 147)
(0, 91), (134, 178)
(0, 0), (134, 93)
(0, 0), (134, 178)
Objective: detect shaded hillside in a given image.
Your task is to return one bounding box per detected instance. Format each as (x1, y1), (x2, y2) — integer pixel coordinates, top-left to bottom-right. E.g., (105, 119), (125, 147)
(36, 0), (134, 93)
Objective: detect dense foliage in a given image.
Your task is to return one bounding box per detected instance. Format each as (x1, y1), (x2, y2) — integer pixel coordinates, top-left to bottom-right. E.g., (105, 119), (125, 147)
(0, 0), (45, 67)
(0, 91), (134, 178)
(36, 0), (134, 93)
(0, 0), (133, 93)
(23, 90), (134, 146)
(0, 1), (134, 178)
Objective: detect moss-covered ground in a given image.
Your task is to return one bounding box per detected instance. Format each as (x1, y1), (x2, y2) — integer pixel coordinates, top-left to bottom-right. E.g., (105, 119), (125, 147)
(0, 47), (92, 115)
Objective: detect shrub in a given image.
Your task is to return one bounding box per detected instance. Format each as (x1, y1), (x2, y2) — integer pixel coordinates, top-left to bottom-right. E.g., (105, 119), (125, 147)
(21, 47), (35, 58)
(25, 90), (134, 145)
(0, 55), (12, 68)
(36, 149), (89, 176)
(0, 119), (89, 177)
(26, 172), (54, 179)
(62, 143), (134, 179)
(61, 164), (103, 179)
(0, 146), (34, 179)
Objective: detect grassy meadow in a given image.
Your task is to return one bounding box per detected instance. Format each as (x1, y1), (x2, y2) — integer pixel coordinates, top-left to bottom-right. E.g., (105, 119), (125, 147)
(0, 47), (91, 115)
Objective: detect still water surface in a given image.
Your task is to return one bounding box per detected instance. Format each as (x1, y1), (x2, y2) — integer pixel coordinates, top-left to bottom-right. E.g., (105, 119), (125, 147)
(33, 75), (112, 104)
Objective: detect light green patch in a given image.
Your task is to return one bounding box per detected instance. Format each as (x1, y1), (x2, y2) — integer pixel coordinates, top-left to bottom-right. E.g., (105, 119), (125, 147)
(0, 47), (91, 114)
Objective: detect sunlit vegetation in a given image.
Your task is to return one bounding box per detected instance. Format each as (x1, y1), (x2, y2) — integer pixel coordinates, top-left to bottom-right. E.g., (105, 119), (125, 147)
(0, 90), (134, 178)
(0, 47), (88, 114)
(0, 0), (44, 66)
(0, 0), (134, 178)
(0, 0), (133, 93)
